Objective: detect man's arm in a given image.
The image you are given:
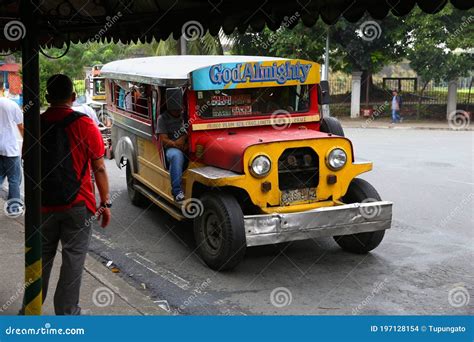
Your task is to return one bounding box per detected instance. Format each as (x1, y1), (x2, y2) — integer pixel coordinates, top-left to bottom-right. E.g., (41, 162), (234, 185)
(160, 133), (178, 149)
(17, 124), (24, 138)
(91, 157), (111, 228)
(160, 134), (188, 151)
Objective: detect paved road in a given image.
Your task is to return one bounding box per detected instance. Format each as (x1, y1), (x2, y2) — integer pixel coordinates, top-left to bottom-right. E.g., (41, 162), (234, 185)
(90, 128), (473, 315)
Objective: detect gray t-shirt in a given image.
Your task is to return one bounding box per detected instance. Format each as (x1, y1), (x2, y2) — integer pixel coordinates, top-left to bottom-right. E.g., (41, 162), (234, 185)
(157, 111), (186, 141)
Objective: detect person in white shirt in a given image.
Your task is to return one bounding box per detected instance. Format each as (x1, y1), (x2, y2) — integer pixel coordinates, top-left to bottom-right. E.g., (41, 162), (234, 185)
(72, 103), (101, 126)
(0, 84), (24, 214)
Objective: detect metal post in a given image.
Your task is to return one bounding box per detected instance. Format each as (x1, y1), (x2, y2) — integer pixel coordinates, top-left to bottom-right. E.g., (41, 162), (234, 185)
(21, 0), (42, 315)
(179, 36), (187, 55)
(323, 30), (329, 81)
(322, 29), (330, 117)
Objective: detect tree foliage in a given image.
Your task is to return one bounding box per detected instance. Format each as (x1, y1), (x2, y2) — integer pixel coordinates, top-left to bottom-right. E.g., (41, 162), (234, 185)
(406, 6), (473, 83)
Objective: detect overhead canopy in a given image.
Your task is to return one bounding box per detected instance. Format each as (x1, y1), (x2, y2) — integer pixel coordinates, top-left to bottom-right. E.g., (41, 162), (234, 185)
(1, 0), (472, 51)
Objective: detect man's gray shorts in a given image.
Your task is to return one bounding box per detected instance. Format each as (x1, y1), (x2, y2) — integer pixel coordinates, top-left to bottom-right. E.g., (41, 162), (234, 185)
(41, 204), (94, 315)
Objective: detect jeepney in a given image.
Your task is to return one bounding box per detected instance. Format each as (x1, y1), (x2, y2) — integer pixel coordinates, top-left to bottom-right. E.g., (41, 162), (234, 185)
(86, 64), (106, 102)
(102, 56), (393, 271)
(83, 64), (112, 157)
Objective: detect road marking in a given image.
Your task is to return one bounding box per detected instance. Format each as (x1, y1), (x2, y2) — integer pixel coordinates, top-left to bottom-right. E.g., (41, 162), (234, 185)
(447, 180), (474, 185)
(126, 252), (190, 290)
(92, 232), (116, 249)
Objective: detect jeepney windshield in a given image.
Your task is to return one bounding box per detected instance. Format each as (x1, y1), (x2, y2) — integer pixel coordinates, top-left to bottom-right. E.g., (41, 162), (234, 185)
(195, 85), (310, 119)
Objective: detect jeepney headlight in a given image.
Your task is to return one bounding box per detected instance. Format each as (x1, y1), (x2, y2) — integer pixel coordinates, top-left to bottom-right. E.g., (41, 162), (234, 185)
(327, 148), (347, 170)
(250, 155), (272, 178)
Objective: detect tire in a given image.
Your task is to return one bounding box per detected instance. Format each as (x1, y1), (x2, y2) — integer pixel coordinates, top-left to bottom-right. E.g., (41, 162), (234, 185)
(194, 192), (246, 271)
(320, 116), (345, 137)
(333, 178), (385, 253)
(126, 162), (148, 207)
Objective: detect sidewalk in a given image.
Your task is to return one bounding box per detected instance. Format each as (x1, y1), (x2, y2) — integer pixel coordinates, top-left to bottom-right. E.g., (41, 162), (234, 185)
(0, 196), (167, 316)
(337, 117), (473, 131)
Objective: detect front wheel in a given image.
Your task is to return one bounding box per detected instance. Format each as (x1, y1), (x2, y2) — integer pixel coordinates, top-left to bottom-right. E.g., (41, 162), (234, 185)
(333, 178), (385, 253)
(194, 192), (246, 271)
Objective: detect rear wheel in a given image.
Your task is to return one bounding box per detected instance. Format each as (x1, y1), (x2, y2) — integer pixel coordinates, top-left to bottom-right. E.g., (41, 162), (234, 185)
(194, 192), (246, 271)
(333, 178), (385, 253)
(126, 161), (148, 207)
(320, 116), (345, 136)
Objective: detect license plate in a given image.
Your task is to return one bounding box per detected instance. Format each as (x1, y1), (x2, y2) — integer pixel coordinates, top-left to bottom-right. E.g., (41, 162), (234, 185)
(281, 188), (316, 205)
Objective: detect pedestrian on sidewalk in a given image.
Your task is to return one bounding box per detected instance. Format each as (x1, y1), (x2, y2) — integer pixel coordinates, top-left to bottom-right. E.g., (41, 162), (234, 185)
(0, 83), (24, 215)
(391, 89), (402, 123)
(39, 74), (111, 315)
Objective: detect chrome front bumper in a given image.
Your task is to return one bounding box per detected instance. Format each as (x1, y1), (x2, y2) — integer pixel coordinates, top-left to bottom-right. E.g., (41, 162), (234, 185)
(244, 201), (393, 247)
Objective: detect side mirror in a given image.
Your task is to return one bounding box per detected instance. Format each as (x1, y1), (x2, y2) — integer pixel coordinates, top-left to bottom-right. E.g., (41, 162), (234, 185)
(165, 87), (183, 112)
(317, 81), (330, 105)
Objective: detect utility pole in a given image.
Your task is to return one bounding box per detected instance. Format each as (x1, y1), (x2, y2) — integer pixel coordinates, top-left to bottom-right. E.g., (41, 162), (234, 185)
(21, 0), (42, 315)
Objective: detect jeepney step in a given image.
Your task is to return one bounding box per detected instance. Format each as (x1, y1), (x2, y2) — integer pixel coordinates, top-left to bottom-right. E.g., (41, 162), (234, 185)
(134, 184), (186, 221)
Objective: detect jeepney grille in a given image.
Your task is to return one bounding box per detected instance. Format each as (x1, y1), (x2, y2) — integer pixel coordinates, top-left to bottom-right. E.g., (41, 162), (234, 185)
(278, 148), (319, 191)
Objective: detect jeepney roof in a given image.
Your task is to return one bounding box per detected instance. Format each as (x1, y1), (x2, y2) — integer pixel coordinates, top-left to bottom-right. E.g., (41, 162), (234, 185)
(101, 55), (288, 87)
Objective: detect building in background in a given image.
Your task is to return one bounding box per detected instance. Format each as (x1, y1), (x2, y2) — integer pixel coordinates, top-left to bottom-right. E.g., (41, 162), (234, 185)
(0, 58), (22, 106)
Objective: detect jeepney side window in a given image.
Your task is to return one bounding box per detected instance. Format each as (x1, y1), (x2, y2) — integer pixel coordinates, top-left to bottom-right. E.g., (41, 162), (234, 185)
(114, 81), (150, 119)
(110, 80), (115, 104)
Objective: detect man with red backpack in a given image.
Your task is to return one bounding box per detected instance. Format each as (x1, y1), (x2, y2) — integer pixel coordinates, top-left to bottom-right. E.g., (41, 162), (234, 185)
(40, 74), (111, 315)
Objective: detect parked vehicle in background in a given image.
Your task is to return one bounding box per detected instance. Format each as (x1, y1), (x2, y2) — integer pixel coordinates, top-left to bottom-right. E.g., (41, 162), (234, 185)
(102, 55), (393, 271)
(81, 64), (112, 158)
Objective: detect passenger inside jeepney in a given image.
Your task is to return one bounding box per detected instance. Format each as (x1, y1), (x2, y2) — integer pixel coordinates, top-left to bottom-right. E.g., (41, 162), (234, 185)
(156, 88), (188, 203)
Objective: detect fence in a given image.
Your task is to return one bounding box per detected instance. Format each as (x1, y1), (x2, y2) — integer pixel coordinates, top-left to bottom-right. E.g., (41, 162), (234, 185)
(328, 75), (473, 117)
(330, 76), (473, 105)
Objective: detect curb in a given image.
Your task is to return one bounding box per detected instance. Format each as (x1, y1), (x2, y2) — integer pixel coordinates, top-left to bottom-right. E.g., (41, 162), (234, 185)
(338, 122), (473, 131)
(84, 255), (168, 316)
(341, 125), (473, 131)
(0, 196), (167, 316)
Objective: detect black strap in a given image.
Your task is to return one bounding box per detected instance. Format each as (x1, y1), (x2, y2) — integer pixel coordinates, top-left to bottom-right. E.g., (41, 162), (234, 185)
(61, 111), (91, 182)
(61, 111), (88, 127)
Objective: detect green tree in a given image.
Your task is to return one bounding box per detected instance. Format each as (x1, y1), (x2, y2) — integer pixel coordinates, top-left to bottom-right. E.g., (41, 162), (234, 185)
(231, 23), (326, 62)
(231, 15), (409, 103)
(405, 6), (474, 117)
(155, 32), (223, 55)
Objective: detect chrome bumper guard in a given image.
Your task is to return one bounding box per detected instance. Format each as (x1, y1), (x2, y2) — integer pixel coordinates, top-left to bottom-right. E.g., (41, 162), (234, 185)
(244, 201), (393, 247)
